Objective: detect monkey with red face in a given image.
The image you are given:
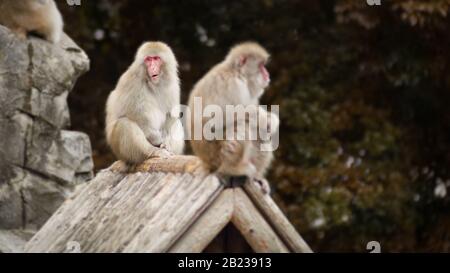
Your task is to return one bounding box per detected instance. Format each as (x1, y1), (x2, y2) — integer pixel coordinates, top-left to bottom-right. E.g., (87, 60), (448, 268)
(106, 42), (184, 164)
(188, 42), (279, 194)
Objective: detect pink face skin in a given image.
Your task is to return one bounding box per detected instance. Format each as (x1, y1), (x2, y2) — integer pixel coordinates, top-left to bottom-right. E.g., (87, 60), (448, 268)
(239, 56), (270, 88)
(144, 56), (163, 83)
(259, 62), (270, 83)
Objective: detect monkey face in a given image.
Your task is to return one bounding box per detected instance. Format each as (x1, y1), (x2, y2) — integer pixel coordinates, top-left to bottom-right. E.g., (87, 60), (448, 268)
(144, 56), (163, 84)
(242, 56), (270, 89)
(258, 61), (270, 87)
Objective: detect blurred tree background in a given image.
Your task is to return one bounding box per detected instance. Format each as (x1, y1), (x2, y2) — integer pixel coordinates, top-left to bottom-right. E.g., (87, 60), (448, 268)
(59, 0), (450, 252)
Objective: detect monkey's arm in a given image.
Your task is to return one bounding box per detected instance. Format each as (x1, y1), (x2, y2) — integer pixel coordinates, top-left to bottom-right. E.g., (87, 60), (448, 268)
(145, 128), (164, 147)
(108, 118), (169, 163)
(162, 118), (185, 155)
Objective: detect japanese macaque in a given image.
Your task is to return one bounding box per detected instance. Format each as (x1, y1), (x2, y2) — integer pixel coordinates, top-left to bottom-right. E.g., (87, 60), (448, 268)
(106, 42), (184, 164)
(188, 42), (279, 194)
(0, 0), (63, 43)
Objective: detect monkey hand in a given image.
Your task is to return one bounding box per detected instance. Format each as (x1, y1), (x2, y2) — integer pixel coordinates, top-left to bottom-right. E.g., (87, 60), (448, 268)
(147, 136), (163, 147)
(149, 148), (173, 159)
(160, 143), (168, 150)
(159, 143), (176, 153)
(253, 177), (271, 195)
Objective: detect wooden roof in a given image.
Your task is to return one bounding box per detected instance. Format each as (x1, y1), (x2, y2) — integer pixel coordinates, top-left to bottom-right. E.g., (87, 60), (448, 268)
(24, 156), (312, 253)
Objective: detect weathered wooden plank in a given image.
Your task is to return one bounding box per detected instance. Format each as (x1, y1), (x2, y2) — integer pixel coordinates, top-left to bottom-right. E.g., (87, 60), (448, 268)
(67, 172), (161, 253)
(25, 155), (312, 254)
(243, 180), (313, 253)
(77, 172), (169, 252)
(110, 155), (206, 174)
(25, 170), (219, 253)
(24, 169), (127, 252)
(123, 174), (223, 252)
(168, 189), (234, 253)
(24, 156), (220, 253)
(231, 188), (289, 253)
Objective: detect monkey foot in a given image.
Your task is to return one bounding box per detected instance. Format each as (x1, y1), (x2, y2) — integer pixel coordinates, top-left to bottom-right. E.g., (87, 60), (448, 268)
(11, 27), (27, 40)
(253, 178), (271, 195)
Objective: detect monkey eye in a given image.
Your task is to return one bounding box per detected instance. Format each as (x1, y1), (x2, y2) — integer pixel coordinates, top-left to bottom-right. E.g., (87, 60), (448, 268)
(144, 56), (161, 62)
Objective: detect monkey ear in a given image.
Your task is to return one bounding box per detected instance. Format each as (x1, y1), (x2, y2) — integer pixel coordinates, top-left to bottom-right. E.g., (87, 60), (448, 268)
(238, 56), (247, 67)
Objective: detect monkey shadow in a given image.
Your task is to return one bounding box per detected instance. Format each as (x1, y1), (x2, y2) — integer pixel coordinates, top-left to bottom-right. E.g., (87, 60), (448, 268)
(27, 31), (47, 41)
(218, 175), (248, 188)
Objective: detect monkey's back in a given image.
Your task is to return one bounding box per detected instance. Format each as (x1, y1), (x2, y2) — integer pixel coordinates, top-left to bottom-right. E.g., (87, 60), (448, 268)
(189, 62), (253, 173)
(0, 0), (62, 43)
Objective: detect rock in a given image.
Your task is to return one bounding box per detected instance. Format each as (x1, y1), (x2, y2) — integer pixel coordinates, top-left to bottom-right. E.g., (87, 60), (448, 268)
(0, 25), (94, 231)
(0, 113), (33, 167)
(20, 168), (70, 230)
(26, 123), (94, 183)
(0, 178), (23, 229)
(0, 229), (35, 253)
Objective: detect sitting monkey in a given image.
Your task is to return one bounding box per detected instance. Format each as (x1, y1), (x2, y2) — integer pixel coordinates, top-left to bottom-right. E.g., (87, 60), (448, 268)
(188, 42), (278, 194)
(105, 42), (185, 164)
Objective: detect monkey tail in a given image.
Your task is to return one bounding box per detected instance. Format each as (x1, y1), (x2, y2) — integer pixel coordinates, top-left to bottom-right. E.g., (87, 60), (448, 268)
(108, 118), (157, 164)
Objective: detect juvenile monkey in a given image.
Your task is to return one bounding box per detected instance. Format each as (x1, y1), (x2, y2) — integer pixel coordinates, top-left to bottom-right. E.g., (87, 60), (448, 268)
(0, 0), (63, 43)
(218, 108), (279, 192)
(188, 42), (278, 193)
(106, 42), (184, 164)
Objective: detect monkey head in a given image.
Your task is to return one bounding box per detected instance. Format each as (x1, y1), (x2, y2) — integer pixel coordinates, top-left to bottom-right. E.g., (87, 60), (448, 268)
(226, 42), (271, 95)
(135, 41), (178, 85)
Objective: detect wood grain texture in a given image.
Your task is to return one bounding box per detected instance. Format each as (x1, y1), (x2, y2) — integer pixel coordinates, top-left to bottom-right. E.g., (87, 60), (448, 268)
(24, 155), (312, 253)
(168, 189), (234, 253)
(24, 156), (223, 253)
(24, 169), (127, 252)
(123, 174), (223, 252)
(232, 188), (289, 253)
(244, 180), (313, 253)
(110, 155), (206, 174)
